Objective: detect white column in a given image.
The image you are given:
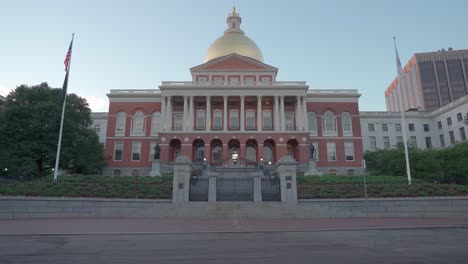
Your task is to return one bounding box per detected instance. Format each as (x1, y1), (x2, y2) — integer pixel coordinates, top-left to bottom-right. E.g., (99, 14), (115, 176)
(166, 96), (172, 131)
(182, 96), (188, 131)
(160, 96), (166, 132)
(280, 96), (285, 131)
(295, 96), (301, 131)
(240, 96), (245, 131)
(223, 96), (228, 131)
(257, 95), (262, 131)
(189, 96), (194, 131)
(274, 95), (280, 131)
(302, 95), (308, 131)
(206, 96), (211, 131)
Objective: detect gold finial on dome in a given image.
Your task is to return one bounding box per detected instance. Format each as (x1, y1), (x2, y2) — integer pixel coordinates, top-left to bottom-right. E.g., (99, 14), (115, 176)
(231, 6), (239, 17)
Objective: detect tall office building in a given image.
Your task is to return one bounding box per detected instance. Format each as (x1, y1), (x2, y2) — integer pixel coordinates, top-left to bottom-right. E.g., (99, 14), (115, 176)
(385, 49), (468, 112)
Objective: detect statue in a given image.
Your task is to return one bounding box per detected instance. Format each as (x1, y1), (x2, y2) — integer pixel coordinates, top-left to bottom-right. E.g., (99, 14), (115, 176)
(309, 142), (316, 160)
(153, 143), (161, 160)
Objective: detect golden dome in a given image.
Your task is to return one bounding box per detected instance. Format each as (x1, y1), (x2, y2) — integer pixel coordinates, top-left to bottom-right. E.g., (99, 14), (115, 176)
(204, 8), (264, 63)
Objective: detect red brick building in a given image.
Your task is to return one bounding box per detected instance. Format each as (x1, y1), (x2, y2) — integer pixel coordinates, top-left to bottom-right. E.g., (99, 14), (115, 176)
(102, 8), (363, 176)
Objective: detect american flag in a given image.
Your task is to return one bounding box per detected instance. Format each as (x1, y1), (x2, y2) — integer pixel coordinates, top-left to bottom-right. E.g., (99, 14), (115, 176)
(64, 38), (73, 72)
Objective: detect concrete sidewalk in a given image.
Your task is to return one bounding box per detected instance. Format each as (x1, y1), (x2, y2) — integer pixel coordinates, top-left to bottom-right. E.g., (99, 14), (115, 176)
(1, 217), (467, 235)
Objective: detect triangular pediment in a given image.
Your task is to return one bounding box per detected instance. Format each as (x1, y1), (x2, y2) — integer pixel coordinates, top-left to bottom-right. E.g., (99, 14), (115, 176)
(190, 54), (278, 72)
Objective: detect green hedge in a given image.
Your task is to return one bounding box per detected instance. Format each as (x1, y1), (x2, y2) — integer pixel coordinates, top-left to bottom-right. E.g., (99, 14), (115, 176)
(0, 175), (173, 199)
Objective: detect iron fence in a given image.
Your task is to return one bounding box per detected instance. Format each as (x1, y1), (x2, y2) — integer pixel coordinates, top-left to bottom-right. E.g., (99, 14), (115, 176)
(189, 176), (209, 201)
(216, 177), (254, 201)
(297, 179), (468, 199)
(0, 175), (173, 199)
(261, 177), (281, 201)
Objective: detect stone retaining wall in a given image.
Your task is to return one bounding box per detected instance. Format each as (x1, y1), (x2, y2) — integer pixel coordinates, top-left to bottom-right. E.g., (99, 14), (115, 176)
(0, 196), (467, 219)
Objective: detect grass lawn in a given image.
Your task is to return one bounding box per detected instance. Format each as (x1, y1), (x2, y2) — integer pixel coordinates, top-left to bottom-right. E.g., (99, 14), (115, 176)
(0, 175), (173, 199)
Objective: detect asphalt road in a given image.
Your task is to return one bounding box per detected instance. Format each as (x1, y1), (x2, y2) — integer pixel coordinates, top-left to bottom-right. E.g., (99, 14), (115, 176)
(1, 228), (467, 264)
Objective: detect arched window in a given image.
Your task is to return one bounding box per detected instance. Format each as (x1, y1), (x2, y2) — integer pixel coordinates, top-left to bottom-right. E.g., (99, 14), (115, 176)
(212, 143), (222, 163)
(115, 112), (126, 136)
(150, 112), (161, 136)
(193, 140), (205, 162)
(342, 112), (352, 136)
(246, 143), (257, 163)
(263, 143), (273, 162)
(307, 112), (317, 132)
(131, 111), (145, 136)
(323, 111), (337, 135)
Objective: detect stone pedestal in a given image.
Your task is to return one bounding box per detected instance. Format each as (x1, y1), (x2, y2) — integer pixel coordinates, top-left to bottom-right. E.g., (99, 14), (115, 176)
(172, 155), (192, 203)
(277, 155), (298, 202)
(304, 160), (322, 176)
(149, 160), (162, 177)
(252, 172), (263, 202)
(208, 172), (218, 202)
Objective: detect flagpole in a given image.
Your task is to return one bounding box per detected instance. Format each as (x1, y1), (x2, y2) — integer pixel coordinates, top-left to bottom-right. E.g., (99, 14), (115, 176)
(393, 37), (412, 185)
(54, 33), (74, 182)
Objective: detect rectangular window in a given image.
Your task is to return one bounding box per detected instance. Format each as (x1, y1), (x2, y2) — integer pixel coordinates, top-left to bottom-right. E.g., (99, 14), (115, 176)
(369, 136), (377, 150)
(425, 137), (432, 148)
(449, 131), (455, 144)
(344, 142), (354, 161)
(457, 113), (463, 122)
(368, 123), (375, 132)
(246, 111), (256, 130)
(245, 77), (254, 85)
(396, 136), (403, 145)
(460, 127), (466, 141)
(213, 110), (223, 130)
(229, 110), (239, 129)
(173, 113), (183, 131)
(263, 110), (272, 130)
(285, 112), (295, 131)
(213, 77), (224, 85)
(230, 77), (239, 85)
(383, 136), (390, 149)
(327, 142), (336, 161)
(131, 142), (141, 161)
(114, 142), (123, 161)
(408, 123), (415, 131)
(261, 77), (270, 84)
(423, 124), (430, 132)
(198, 77), (207, 84)
(195, 110), (205, 130)
(440, 134), (445, 147)
(381, 123), (388, 132)
(94, 124), (101, 134)
(447, 117), (452, 126)
(410, 136), (417, 146)
(437, 121), (442, 130)
(395, 123), (401, 132)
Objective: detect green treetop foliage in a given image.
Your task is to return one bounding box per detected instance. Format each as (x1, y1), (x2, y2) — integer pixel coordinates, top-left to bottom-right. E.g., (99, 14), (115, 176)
(0, 83), (104, 178)
(364, 142), (468, 183)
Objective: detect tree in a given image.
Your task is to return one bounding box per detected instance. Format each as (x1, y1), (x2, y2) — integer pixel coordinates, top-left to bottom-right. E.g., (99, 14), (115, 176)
(0, 83), (104, 178)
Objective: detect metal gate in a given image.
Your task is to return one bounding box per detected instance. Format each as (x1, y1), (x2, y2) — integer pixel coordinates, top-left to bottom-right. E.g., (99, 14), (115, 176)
(216, 177), (254, 201)
(261, 177), (281, 201)
(189, 176), (209, 201)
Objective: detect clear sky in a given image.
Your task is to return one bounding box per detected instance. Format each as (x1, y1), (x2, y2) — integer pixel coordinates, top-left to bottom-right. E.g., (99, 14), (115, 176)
(1, 0), (467, 112)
